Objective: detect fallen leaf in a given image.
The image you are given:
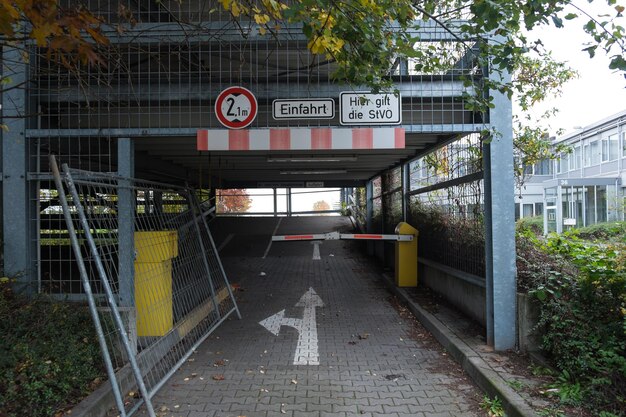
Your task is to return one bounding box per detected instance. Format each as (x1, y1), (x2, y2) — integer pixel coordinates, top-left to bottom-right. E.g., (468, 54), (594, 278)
(348, 341), (357, 345)
(358, 333), (370, 340)
(214, 359), (225, 367)
(213, 374), (225, 381)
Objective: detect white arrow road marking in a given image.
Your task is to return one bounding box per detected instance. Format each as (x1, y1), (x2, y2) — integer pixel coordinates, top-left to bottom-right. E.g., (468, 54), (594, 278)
(311, 241), (321, 260)
(259, 287), (324, 365)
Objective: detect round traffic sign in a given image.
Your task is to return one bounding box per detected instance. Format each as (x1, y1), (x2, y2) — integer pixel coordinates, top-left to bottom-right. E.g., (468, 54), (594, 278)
(215, 86), (257, 129)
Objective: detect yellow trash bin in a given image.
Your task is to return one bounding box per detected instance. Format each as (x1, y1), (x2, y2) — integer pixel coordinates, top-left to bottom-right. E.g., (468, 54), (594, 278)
(394, 222), (418, 287)
(134, 231), (178, 337)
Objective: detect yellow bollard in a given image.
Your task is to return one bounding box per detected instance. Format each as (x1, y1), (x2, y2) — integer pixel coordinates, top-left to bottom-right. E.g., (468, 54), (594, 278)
(134, 231), (178, 337)
(394, 222), (418, 287)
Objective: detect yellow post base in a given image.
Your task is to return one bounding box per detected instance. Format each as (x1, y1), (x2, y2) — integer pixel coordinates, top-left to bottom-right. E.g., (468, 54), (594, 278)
(134, 231), (178, 337)
(394, 222), (418, 287)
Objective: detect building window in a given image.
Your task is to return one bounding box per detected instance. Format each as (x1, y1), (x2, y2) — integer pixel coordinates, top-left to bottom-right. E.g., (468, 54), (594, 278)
(584, 143), (591, 166)
(523, 203), (534, 217)
(534, 158), (552, 175)
(555, 157), (562, 174)
(561, 153), (569, 172)
(534, 202), (543, 216)
(590, 140), (601, 165)
(622, 133), (626, 158)
(610, 134), (619, 160)
(570, 146), (581, 170)
(602, 134), (619, 162)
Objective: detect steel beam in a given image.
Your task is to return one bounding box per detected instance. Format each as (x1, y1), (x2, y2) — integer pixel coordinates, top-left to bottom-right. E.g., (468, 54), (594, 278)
(34, 80), (473, 103)
(25, 124), (484, 138)
(2, 47), (35, 293)
(100, 20), (469, 45)
(484, 47), (516, 350)
(117, 138), (135, 307)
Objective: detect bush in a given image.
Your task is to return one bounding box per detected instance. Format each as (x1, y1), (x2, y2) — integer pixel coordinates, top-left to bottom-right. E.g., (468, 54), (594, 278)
(525, 232), (626, 415)
(0, 282), (105, 417)
(573, 221), (626, 242)
(516, 215), (544, 236)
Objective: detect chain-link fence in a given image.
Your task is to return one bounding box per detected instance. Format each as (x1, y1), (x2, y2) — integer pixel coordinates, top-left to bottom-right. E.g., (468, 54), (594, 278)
(51, 156), (239, 417)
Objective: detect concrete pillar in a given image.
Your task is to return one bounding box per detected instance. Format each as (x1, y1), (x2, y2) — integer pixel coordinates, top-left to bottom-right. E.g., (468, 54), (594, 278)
(2, 47), (36, 294)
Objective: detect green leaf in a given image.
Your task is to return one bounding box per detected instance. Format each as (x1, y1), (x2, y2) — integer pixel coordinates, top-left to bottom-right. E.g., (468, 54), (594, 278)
(564, 13), (578, 20)
(551, 15), (564, 28)
(583, 45), (598, 58)
(583, 19), (597, 32)
(608, 55), (626, 70)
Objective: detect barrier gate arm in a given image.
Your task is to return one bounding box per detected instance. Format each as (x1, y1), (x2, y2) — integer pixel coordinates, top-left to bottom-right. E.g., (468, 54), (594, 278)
(272, 232), (413, 242)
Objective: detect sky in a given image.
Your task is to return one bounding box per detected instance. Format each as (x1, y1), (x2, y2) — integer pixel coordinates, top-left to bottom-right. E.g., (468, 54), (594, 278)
(524, 3), (626, 136)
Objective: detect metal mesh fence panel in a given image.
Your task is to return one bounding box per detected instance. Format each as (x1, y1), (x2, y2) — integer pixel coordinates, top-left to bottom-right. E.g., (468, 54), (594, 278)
(407, 133), (485, 277)
(31, 1), (483, 135)
(51, 158), (239, 417)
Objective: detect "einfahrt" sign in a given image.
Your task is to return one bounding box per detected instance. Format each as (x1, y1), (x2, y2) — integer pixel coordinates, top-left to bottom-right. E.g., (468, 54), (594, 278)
(272, 99), (335, 120)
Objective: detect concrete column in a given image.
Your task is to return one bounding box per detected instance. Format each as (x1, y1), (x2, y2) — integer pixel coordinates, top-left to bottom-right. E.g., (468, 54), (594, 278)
(2, 47), (35, 294)
(484, 51), (517, 350)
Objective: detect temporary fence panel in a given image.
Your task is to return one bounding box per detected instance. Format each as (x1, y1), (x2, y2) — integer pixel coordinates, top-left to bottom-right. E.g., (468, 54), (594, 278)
(50, 156), (240, 417)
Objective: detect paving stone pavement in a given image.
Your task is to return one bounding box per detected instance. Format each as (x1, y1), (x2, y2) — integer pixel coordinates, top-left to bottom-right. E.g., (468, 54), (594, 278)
(150, 217), (485, 417)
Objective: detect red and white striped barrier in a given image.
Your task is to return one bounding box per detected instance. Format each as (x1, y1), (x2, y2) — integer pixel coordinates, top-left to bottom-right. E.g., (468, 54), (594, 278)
(197, 127), (405, 151)
(272, 232), (413, 242)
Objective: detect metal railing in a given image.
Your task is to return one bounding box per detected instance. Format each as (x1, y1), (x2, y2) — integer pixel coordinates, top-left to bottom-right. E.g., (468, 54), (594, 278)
(50, 156), (240, 417)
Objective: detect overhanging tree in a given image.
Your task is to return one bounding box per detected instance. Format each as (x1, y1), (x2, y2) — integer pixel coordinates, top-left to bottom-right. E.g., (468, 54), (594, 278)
(220, 0), (622, 181)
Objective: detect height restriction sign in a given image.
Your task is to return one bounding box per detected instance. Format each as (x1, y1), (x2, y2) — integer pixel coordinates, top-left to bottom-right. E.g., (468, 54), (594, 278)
(215, 86), (258, 129)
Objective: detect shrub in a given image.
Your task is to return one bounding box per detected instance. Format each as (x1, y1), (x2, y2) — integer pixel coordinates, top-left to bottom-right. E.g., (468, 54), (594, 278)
(573, 221), (626, 242)
(0, 282), (105, 417)
(516, 215), (544, 236)
(527, 232), (626, 415)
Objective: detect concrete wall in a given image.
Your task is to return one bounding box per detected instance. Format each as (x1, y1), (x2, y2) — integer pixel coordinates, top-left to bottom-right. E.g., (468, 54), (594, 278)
(419, 260), (486, 326)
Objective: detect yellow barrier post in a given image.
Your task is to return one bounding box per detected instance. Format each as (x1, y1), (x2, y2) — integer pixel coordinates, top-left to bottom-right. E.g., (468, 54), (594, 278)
(134, 231), (178, 337)
(394, 222), (418, 287)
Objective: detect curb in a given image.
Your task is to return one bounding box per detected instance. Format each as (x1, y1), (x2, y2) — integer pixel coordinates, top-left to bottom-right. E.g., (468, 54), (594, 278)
(381, 274), (539, 417)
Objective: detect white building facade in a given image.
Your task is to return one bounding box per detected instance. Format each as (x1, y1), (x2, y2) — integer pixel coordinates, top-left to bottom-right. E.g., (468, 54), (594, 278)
(515, 109), (626, 233)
